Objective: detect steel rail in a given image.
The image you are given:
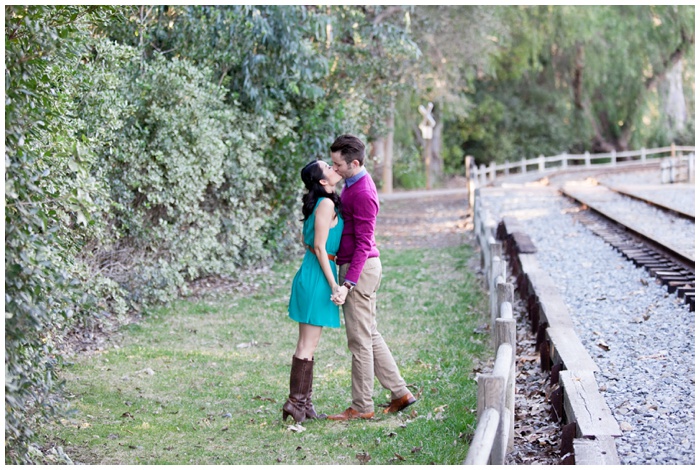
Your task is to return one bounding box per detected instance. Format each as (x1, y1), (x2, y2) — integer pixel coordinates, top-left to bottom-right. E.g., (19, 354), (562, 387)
(560, 189), (694, 311)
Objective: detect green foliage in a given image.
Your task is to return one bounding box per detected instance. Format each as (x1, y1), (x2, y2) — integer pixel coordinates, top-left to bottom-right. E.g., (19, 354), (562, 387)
(435, 5), (694, 168)
(4, 5), (126, 463)
(5, 5), (420, 461)
(78, 40), (294, 303)
(486, 5), (695, 153)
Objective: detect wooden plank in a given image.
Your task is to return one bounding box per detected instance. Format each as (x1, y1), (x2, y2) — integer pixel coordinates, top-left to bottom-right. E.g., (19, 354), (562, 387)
(538, 295), (575, 330)
(573, 436), (621, 465)
(547, 327), (599, 372)
(560, 370), (621, 438)
(516, 253), (539, 275)
(525, 270), (576, 329)
(511, 232), (538, 253)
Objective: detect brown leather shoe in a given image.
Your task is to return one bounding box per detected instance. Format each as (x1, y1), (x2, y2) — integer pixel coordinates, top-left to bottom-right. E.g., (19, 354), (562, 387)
(383, 392), (416, 414)
(327, 407), (374, 421)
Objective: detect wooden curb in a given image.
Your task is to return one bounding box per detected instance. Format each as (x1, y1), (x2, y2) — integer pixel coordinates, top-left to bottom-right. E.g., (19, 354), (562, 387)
(496, 207), (622, 465)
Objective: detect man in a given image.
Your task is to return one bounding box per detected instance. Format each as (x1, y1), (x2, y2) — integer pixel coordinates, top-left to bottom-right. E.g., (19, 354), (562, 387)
(327, 134), (416, 421)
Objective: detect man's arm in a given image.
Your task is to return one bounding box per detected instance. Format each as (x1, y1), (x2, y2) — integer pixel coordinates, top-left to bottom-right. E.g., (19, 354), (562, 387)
(343, 189), (378, 284)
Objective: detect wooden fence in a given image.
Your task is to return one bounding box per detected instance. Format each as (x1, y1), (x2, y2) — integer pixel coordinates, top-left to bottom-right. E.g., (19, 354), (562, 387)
(469, 188), (624, 465)
(466, 144), (695, 190)
(464, 143), (693, 464)
(465, 205), (516, 465)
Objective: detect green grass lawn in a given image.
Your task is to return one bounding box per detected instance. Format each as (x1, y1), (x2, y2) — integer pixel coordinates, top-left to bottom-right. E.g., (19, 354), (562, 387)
(44, 244), (490, 465)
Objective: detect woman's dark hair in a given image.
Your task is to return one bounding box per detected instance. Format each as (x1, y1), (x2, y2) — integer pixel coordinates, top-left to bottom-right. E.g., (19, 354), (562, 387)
(300, 160), (341, 221)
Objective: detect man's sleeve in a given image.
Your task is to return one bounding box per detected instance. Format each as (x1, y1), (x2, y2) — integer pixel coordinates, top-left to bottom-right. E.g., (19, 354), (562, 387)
(344, 190), (378, 284)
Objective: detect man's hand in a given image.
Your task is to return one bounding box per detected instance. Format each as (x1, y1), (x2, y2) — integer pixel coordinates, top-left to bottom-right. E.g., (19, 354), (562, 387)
(331, 285), (348, 305)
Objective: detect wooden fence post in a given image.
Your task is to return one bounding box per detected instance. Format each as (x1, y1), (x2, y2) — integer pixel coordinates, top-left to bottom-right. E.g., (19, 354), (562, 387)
(584, 151), (591, 167)
(688, 153), (695, 183)
(611, 150), (617, 166)
(538, 155), (545, 172)
(496, 301), (516, 452)
(465, 156), (475, 212)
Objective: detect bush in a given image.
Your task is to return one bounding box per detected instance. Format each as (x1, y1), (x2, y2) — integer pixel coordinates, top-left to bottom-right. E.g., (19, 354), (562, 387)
(79, 42), (294, 303)
(5, 6), (118, 462)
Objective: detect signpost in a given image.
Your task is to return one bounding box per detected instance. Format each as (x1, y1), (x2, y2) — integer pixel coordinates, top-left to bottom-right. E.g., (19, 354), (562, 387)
(419, 102), (436, 189)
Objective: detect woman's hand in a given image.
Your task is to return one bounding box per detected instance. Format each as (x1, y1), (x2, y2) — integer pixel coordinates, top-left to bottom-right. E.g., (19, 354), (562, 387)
(331, 284), (348, 305)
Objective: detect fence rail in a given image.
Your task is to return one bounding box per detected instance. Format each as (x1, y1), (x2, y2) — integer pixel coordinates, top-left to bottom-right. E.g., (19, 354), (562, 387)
(469, 188), (625, 464)
(465, 206), (515, 465)
(466, 144), (695, 189)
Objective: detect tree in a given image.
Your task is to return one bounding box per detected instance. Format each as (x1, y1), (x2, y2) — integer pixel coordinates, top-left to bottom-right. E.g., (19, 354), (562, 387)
(496, 5), (695, 153)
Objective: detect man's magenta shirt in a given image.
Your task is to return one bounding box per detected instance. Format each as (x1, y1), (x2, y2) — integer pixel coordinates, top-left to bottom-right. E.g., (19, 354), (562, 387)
(336, 172), (380, 284)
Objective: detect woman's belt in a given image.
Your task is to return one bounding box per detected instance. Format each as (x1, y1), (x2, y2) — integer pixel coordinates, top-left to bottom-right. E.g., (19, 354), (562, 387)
(306, 245), (336, 262)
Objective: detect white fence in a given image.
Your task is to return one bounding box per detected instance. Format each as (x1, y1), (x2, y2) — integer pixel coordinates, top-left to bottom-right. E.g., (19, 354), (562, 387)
(466, 145), (695, 189)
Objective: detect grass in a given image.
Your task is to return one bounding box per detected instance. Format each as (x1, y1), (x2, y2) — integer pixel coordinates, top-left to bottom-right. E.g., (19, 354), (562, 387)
(43, 244), (490, 465)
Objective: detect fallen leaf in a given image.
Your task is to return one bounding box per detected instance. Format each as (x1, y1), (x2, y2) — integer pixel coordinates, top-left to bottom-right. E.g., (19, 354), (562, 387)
(411, 446), (422, 453)
(287, 423), (305, 433)
(356, 452), (371, 464)
(394, 453), (405, 461)
(253, 395), (277, 403)
(596, 340), (610, 351)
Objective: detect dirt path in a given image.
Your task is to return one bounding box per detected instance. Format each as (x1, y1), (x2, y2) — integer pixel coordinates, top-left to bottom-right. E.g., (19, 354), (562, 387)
(376, 188), (471, 250)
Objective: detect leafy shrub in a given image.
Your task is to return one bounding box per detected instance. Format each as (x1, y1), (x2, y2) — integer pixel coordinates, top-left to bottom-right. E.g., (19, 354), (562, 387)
(4, 6), (120, 462)
(77, 39), (296, 303)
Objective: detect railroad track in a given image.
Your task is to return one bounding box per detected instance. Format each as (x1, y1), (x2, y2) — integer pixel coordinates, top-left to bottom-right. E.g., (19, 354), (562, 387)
(559, 182), (695, 311)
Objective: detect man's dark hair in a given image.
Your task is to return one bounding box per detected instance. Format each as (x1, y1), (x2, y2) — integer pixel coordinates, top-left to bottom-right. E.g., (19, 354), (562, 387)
(330, 134), (365, 166)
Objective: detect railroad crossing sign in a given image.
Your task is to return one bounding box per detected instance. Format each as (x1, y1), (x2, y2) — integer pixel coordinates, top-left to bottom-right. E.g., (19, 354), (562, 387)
(418, 102), (436, 140)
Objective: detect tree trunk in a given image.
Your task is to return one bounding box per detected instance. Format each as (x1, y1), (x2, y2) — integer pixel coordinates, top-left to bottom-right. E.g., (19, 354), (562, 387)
(383, 105), (394, 193)
(662, 59), (687, 132)
(429, 121), (443, 185)
(370, 136), (385, 189)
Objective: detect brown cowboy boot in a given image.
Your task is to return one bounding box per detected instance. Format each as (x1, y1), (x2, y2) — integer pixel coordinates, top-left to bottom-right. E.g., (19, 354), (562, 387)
(282, 356), (309, 423)
(304, 357), (327, 420)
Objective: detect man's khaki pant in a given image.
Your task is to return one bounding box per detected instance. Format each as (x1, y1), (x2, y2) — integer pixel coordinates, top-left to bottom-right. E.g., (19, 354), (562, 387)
(339, 258), (409, 413)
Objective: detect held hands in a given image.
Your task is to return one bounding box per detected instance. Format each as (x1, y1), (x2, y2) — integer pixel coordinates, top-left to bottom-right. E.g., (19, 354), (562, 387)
(331, 284), (348, 305)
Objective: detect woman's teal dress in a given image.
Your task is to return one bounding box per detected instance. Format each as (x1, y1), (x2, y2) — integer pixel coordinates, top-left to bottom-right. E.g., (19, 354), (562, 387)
(288, 198), (344, 328)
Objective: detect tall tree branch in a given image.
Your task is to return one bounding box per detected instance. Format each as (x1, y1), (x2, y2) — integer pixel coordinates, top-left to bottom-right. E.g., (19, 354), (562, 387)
(644, 27), (694, 91)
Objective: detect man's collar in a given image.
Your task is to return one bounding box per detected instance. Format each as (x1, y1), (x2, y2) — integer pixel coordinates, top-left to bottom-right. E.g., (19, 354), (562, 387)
(344, 167), (367, 188)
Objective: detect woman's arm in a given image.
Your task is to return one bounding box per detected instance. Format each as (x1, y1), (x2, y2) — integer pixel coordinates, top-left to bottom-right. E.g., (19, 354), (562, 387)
(313, 198), (340, 295)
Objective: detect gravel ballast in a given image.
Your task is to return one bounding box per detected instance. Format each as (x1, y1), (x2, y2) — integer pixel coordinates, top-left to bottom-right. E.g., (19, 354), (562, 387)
(477, 180), (695, 465)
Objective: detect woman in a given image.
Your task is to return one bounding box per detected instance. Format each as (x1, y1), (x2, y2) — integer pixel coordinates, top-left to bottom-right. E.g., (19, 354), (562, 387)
(283, 159), (344, 423)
